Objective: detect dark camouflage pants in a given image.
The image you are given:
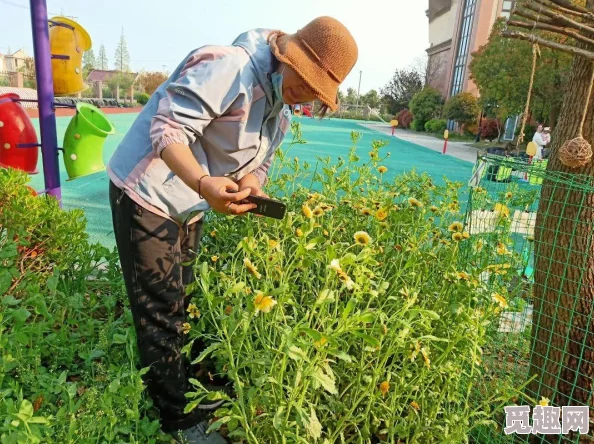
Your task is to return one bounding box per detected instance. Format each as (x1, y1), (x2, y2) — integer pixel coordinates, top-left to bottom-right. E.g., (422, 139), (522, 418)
(109, 181), (205, 432)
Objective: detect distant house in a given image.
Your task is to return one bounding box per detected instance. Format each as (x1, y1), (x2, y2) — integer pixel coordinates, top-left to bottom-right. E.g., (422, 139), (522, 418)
(0, 48), (29, 72)
(87, 69), (138, 101)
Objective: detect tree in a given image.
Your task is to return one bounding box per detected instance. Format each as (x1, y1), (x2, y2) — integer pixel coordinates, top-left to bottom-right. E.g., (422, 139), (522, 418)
(114, 29), (131, 72)
(344, 87), (358, 105)
(470, 19), (572, 127)
(380, 69), (423, 114)
(360, 89), (381, 109)
(17, 57), (36, 89)
(107, 72), (135, 100)
(503, 0), (594, 433)
(411, 54), (444, 88)
(82, 48), (96, 77)
(98, 45), (108, 70)
(443, 92), (480, 129)
(139, 71), (168, 96)
(409, 87), (444, 131)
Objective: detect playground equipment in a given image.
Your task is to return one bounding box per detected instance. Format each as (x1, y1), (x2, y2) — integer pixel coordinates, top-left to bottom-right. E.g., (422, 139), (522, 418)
(49, 16), (92, 96)
(0, 93), (39, 174)
(0, 1), (115, 204)
(63, 103), (115, 180)
(442, 129), (449, 154)
(390, 119), (398, 136)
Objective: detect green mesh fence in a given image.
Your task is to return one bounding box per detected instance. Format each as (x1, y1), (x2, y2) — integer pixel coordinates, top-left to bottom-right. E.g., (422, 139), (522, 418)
(465, 155), (594, 443)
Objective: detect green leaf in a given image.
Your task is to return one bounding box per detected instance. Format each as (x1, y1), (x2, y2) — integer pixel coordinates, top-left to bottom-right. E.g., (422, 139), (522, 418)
(11, 307), (31, 323)
(191, 342), (221, 365)
(206, 391), (231, 401)
(273, 406), (285, 429)
(315, 289), (335, 305)
(226, 281), (246, 295)
(358, 312), (376, 323)
(327, 350), (353, 363)
(18, 400), (33, 420)
(311, 368), (337, 395)
(112, 333), (127, 344)
(47, 276), (59, 292)
(299, 328), (322, 342)
(108, 379), (121, 393)
(306, 406), (322, 440)
(352, 332), (380, 348)
(286, 345), (309, 362)
(342, 298), (357, 320)
(184, 400), (200, 414)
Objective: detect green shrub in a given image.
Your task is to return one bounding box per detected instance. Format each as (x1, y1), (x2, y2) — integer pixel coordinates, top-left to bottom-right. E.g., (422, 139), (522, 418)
(424, 118), (447, 133)
(136, 92), (150, 105)
(444, 92), (480, 126)
(409, 87), (444, 130)
(0, 169), (171, 443)
(410, 119), (426, 132)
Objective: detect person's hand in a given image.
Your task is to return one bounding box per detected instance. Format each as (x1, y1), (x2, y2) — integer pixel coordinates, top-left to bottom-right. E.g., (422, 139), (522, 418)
(200, 176), (256, 215)
(237, 173), (269, 198)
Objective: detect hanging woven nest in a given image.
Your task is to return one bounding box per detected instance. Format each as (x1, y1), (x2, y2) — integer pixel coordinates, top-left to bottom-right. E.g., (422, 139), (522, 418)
(558, 137), (593, 169)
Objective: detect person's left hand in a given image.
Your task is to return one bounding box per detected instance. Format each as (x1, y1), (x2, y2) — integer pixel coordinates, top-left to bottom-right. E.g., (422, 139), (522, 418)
(237, 173), (269, 198)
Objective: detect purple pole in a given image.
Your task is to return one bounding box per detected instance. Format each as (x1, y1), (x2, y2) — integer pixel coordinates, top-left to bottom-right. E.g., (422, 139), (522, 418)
(29, 0), (61, 204)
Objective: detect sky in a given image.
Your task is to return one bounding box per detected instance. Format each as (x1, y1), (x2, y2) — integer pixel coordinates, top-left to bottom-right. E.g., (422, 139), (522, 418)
(0, 0), (429, 95)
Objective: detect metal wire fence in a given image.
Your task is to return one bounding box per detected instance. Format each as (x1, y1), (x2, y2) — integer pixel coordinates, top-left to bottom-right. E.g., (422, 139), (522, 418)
(465, 155), (593, 443)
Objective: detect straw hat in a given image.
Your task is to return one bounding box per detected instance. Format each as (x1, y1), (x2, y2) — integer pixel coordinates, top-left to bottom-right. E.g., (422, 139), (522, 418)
(269, 17), (358, 112)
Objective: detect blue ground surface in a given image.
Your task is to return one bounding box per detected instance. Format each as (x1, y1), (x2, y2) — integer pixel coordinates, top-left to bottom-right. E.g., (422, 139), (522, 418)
(25, 115), (474, 248)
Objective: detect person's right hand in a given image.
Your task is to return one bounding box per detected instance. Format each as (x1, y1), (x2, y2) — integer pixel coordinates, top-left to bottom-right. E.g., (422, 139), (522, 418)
(200, 176), (257, 216)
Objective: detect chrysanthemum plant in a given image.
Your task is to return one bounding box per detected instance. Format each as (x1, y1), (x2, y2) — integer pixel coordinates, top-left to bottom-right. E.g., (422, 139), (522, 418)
(182, 123), (520, 443)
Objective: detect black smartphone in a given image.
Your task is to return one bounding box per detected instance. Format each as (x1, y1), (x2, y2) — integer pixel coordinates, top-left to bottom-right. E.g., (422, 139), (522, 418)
(245, 195), (287, 219)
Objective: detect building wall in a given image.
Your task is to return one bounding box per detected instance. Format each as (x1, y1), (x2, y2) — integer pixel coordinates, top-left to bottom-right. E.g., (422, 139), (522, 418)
(426, 0), (458, 96)
(438, 0), (514, 100)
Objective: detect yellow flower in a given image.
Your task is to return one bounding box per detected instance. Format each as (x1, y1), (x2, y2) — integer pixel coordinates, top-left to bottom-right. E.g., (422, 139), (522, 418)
(430, 205), (439, 213)
(375, 208), (388, 221)
(494, 203), (510, 218)
(211, 255), (219, 262)
(268, 239), (279, 249)
(492, 292), (508, 309)
(323, 230), (329, 236)
(314, 337), (328, 348)
(410, 401), (420, 411)
(302, 204), (313, 219)
(448, 221), (464, 232)
(187, 303), (201, 319)
(361, 208), (372, 216)
(496, 242), (510, 255)
(243, 257), (262, 279)
(369, 151), (378, 159)
(456, 271), (470, 281)
(210, 230), (217, 237)
(452, 232), (464, 241)
(539, 397), (550, 407)
(421, 347), (431, 368)
(354, 231), (372, 245)
(313, 207), (324, 216)
(254, 292), (277, 313)
(378, 166), (388, 174)
(462, 231), (470, 239)
(308, 192), (323, 201)
(182, 322), (191, 334)
(379, 381), (390, 396)
(475, 239), (485, 252)
(408, 197), (423, 208)
(506, 192), (513, 199)
(296, 228), (303, 237)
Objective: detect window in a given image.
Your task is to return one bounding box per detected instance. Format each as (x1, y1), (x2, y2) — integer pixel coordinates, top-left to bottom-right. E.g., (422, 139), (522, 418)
(450, 0), (477, 97)
(501, 0), (514, 16)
